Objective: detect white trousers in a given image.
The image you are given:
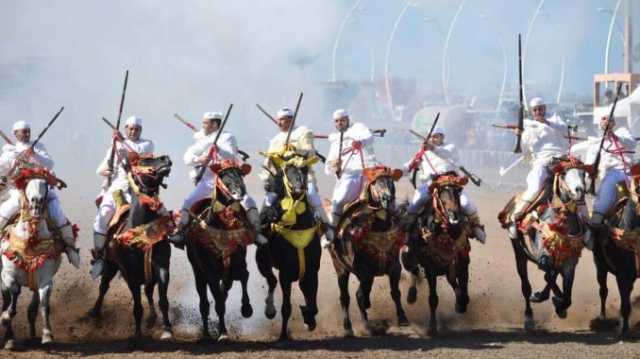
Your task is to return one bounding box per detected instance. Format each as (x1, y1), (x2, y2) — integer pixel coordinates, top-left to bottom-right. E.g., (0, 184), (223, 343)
(93, 185), (130, 235)
(330, 174), (363, 215)
(407, 181), (477, 216)
(593, 168), (627, 216)
(181, 175), (257, 211)
(0, 188), (67, 228)
(522, 163), (550, 202)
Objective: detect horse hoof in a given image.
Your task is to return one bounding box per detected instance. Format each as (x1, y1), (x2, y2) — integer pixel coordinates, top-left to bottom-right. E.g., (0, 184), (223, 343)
(344, 328), (355, 338)
(218, 333), (229, 342)
(524, 318), (535, 332)
(0, 312), (10, 326)
(88, 308), (101, 319)
(160, 330), (173, 341)
(146, 313), (158, 329)
(398, 316), (410, 327)
(590, 316), (617, 332)
(277, 333), (289, 342)
(455, 302), (467, 314)
(241, 304), (253, 318)
(265, 306), (276, 320)
(427, 327), (438, 337)
(41, 333), (53, 345)
(407, 287), (417, 305)
(530, 291), (549, 303)
(367, 320), (390, 336)
(4, 339), (15, 350)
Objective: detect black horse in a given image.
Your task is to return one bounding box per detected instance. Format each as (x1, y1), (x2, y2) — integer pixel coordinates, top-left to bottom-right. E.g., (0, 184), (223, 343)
(329, 166), (408, 336)
(256, 152), (321, 341)
(591, 185), (640, 337)
(185, 162), (255, 341)
(89, 155), (173, 341)
(498, 158), (587, 331)
(401, 173), (472, 336)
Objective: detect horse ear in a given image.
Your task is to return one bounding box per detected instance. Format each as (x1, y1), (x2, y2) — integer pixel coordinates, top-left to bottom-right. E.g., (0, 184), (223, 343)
(240, 163), (252, 176)
(391, 169), (403, 181)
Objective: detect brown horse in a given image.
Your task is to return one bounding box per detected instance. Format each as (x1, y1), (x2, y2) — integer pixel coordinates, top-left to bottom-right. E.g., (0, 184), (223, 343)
(184, 160), (255, 341)
(401, 172), (472, 336)
(329, 166), (406, 336)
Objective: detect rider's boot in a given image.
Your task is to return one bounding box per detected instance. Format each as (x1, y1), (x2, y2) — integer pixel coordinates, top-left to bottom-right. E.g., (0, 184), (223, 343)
(90, 232), (107, 279)
(511, 199), (531, 223)
(60, 224), (80, 269)
(317, 207), (334, 249)
(168, 209), (190, 249)
(246, 208), (268, 245)
(467, 212), (486, 244)
(585, 212), (605, 249)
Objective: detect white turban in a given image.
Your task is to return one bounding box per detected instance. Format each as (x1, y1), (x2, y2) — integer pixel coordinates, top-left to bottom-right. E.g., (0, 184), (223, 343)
(529, 97), (545, 108)
(125, 116), (143, 127)
(332, 109), (349, 120)
(432, 127), (445, 136)
(12, 121), (30, 131)
(203, 112), (223, 121)
(276, 108), (294, 119)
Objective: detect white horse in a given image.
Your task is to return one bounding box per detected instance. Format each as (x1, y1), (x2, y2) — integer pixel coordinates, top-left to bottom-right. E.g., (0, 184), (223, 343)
(0, 177), (79, 349)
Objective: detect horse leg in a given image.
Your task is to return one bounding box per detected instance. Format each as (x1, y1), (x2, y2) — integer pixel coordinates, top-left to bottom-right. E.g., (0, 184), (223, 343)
(157, 267), (173, 340)
(239, 264), (253, 318)
(256, 246), (277, 319)
(553, 268), (574, 319)
(209, 278), (229, 341)
(425, 272), (438, 336)
(596, 264), (608, 321)
(299, 271), (319, 332)
(38, 282), (53, 344)
(144, 283), (157, 330)
(615, 274), (634, 338)
(389, 266), (409, 326)
(1, 281), (19, 350)
(27, 290), (40, 342)
(454, 259), (470, 314)
(126, 282), (143, 341)
(193, 270), (211, 340)
(89, 263), (118, 318)
(337, 272), (354, 337)
(278, 276), (293, 342)
(401, 248), (419, 305)
(511, 239), (535, 331)
(356, 275), (374, 334)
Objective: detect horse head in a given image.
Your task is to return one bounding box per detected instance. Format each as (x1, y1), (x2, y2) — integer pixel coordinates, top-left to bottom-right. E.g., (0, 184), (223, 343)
(264, 149), (318, 201)
(551, 157), (588, 204)
(430, 173), (468, 238)
(363, 166), (402, 211)
(24, 178), (49, 219)
(212, 160), (251, 202)
(128, 154), (173, 195)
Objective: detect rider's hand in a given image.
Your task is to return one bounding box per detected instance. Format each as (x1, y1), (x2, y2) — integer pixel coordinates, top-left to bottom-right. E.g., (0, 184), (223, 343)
(112, 130), (124, 142)
(421, 142), (433, 151)
(513, 128), (523, 136)
(99, 168), (112, 177)
(197, 153), (210, 165)
(328, 160), (338, 172)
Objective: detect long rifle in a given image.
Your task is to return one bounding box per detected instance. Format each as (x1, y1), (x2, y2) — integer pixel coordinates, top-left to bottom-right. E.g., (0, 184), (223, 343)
(0, 129), (13, 145)
(514, 33), (524, 153)
(588, 82), (624, 194)
(256, 104), (278, 125)
(409, 128), (482, 186)
(336, 130), (344, 179)
(106, 70), (130, 187)
(12, 106), (64, 168)
(194, 104), (234, 185)
(314, 129), (386, 139)
(173, 113), (198, 131)
(409, 113), (440, 188)
(284, 93), (304, 146)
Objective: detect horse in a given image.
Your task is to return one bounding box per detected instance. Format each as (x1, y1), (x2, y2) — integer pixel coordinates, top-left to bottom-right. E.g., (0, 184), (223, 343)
(0, 167), (79, 349)
(401, 172), (475, 336)
(329, 166), (407, 336)
(497, 156), (588, 331)
(590, 163), (640, 337)
(184, 159), (256, 340)
(88, 154), (173, 341)
(256, 149), (322, 341)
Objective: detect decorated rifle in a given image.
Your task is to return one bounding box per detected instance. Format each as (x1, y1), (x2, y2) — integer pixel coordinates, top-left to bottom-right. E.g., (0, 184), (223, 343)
(0, 129), (13, 145)
(588, 82), (624, 194)
(256, 104), (278, 125)
(284, 92), (304, 147)
(106, 70), (130, 187)
(514, 33), (524, 153)
(173, 113), (198, 131)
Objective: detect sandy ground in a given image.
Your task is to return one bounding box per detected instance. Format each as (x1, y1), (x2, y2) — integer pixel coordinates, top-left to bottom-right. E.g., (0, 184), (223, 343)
(2, 181), (640, 358)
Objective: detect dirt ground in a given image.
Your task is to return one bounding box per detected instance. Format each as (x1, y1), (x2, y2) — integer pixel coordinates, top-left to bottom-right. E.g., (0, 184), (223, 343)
(2, 184), (640, 358)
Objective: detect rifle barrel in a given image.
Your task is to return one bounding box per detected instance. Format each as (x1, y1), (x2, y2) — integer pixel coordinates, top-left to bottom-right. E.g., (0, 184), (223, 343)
(284, 93), (304, 146)
(0, 129), (13, 145)
(256, 104), (278, 125)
